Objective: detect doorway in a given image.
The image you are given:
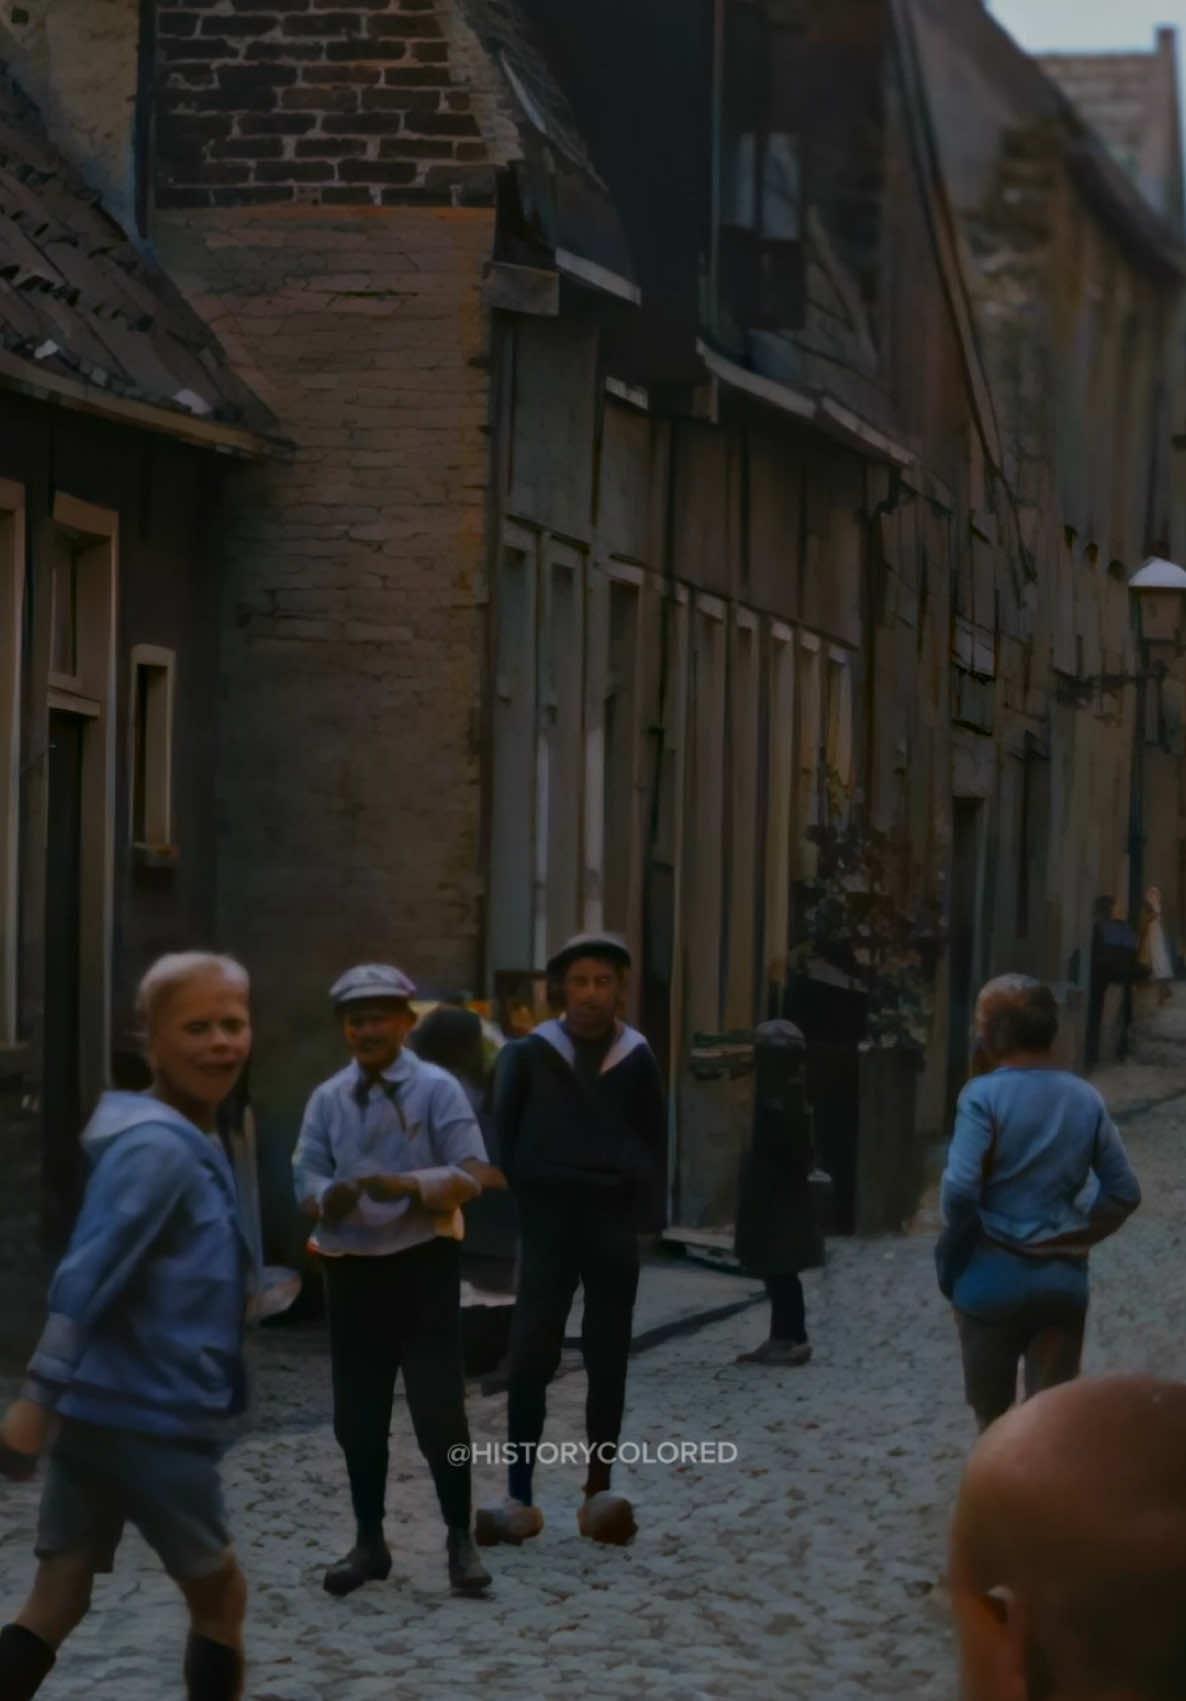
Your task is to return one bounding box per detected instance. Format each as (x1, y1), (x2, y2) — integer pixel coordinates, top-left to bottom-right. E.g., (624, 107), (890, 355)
(946, 797), (985, 1117)
(43, 709), (85, 1246)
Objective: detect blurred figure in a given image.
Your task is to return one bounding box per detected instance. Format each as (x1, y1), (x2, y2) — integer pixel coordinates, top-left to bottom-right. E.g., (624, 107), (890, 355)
(1087, 895), (1147, 1067)
(950, 1376), (1186, 1700)
(937, 975), (1140, 1432)
(0, 953), (255, 1701)
(734, 1021), (824, 1368)
(1140, 885), (1175, 1005)
(410, 1005), (519, 1295)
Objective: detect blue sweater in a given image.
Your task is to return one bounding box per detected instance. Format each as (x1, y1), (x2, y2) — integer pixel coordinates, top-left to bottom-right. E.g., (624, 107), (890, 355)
(940, 1068), (1140, 1319)
(25, 1093), (251, 1441)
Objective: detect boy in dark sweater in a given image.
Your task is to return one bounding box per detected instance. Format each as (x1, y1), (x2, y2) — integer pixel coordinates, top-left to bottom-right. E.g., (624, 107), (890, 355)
(476, 934), (666, 1549)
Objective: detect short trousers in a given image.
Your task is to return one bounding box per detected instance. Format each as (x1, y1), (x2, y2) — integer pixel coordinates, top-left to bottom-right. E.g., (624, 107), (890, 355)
(955, 1303), (1086, 1426)
(36, 1419), (231, 1582)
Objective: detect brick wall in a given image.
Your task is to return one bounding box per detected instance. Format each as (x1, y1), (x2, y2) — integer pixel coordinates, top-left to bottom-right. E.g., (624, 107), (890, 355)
(157, 0), (496, 207)
(154, 202), (494, 1253)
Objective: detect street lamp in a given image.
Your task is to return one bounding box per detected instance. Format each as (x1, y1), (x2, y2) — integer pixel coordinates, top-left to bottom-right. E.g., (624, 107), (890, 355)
(1128, 556), (1186, 646)
(1126, 555), (1186, 924)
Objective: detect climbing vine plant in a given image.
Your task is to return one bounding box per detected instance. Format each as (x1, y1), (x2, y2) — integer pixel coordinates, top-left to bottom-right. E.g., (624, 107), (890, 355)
(792, 780), (945, 1052)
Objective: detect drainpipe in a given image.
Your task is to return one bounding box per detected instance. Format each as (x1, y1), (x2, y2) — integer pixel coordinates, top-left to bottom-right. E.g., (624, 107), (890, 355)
(708, 0), (726, 331)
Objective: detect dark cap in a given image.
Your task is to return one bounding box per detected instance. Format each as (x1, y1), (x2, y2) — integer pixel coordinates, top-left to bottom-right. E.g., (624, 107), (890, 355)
(546, 931), (632, 980)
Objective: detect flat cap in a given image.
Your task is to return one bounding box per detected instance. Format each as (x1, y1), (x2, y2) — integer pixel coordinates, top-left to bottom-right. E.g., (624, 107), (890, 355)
(546, 931), (632, 979)
(330, 963), (417, 1008)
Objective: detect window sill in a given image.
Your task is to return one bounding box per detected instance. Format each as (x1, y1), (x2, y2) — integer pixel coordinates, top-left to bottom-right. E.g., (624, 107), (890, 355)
(132, 844), (180, 871)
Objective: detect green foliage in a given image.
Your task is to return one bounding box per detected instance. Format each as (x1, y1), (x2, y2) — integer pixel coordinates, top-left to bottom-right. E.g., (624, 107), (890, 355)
(793, 784), (944, 1053)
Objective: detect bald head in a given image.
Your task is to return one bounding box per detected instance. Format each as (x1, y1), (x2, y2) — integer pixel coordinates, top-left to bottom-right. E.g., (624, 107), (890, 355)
(951, 1377), (1186, 1699)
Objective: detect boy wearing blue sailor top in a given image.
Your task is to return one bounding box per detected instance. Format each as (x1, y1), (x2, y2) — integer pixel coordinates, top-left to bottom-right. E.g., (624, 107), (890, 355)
(293, 964), (505, 1599)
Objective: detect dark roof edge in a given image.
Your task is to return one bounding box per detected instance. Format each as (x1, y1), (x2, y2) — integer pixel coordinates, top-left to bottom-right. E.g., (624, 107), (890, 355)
(0, 349), (281, 457)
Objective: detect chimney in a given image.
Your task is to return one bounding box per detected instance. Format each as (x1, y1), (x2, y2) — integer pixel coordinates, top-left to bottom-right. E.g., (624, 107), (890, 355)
(0, 0), (143, 236)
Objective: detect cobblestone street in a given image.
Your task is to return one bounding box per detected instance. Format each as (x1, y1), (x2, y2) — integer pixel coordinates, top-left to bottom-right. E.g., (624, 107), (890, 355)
(3, 1084), (1184, 1700)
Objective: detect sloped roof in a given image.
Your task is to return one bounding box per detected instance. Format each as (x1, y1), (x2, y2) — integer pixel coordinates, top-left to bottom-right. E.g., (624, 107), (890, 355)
(1039, 38), (1185, 229)
(459, 0), (603, 185)
(0, 67), (274, 452)
(458, 0), (637, 292)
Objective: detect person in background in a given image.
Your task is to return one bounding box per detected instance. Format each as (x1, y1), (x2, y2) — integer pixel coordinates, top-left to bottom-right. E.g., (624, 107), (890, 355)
(476, 933), (667, 1550)
(937, 975), (1141, 1433)
(1087, 895), (1147, 1067)
(1140, 885), (1175, 1006)
(293, 965), (505, 1601)
(410, 1005), (519, 1299)
(950, 1375), (1186, 1699)
(734, 1021), (824, 1368)
(0, 953), (255, 1701)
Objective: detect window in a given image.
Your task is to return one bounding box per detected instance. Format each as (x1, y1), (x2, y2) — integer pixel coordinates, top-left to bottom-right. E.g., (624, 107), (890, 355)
(601, 574), (641, 936)
(725, 611), (760, 1026)
(684, 597), (727, 1036)
(539, 541), (585, 964)
(718, 1), (805, 332)
(826, 648), (855, 811)
(764, 622), (795, 994)
(488, 526), (539, 978)
(129, 646), (175, 848)
(0, 483), (25, 1044)
(797, 633), (822, 874)
(49, 536), (82, 688)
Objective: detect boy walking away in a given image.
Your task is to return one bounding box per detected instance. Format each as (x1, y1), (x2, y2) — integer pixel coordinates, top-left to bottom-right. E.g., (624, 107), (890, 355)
(476, 933), (667, 1550)
(0, 952), (255, 1701)
(293, 965), (505, 1600)
(937, 975), (1141, 1433)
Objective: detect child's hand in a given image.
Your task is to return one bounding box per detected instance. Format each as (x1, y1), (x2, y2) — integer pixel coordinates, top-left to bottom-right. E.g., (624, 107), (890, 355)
(416, 1168), (481, 1213)
(0, 1399), (50, 1480)
(321, 1180), (362, 1223)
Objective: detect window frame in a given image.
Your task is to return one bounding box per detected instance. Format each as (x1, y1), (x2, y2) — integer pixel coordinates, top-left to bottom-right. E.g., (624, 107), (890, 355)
(128, 643), (176, 851)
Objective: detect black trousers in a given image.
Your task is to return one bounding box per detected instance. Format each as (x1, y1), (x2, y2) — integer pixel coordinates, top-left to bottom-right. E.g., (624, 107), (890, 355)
(765, 1272), (808, 1344)
(323, 1238), (471, 1534)
(506, 1186), (640, 1501)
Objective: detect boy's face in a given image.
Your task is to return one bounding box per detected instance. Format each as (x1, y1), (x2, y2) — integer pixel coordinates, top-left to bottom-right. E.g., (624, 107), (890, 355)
(149, 972), (252, 1114)
(562, 957), (623, 1039)
(341, 999), (415, 1074)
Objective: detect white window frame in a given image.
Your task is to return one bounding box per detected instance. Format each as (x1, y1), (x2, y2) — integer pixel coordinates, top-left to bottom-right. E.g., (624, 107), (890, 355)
(128, 644), (176, 849)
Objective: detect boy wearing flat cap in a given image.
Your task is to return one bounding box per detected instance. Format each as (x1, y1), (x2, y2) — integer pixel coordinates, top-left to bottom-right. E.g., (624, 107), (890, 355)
(293, 964), (505, 1599)
(477, 933), (667, 1550)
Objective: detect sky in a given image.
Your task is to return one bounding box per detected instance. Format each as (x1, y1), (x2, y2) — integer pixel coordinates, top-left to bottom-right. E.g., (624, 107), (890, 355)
(989, 0), (1186, 136)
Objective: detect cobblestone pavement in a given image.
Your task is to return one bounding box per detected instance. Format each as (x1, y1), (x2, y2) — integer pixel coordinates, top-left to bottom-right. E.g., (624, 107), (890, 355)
(3, 1089), (1184, 1700)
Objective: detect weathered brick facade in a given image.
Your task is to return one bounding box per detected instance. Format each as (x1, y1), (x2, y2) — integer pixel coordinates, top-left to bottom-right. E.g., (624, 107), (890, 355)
(144, 0), (518, 1250)
(156, 0), (496, 206)
(153, 198), (494, 1249)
